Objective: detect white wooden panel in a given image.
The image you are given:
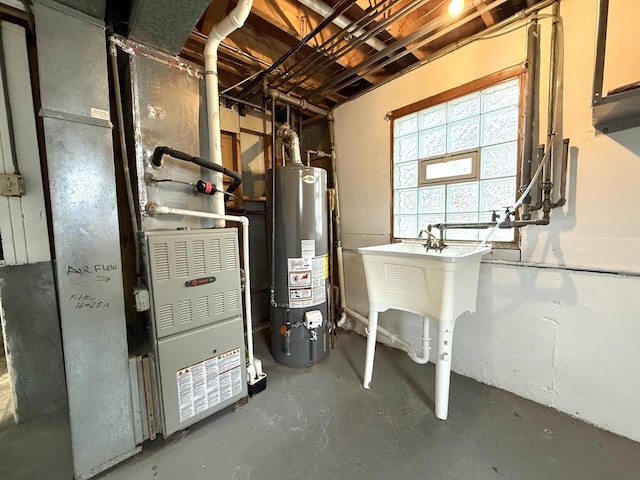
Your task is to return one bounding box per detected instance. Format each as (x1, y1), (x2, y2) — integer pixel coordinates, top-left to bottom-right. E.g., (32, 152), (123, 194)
(0, 22), (19, 264)
(7, 197), (27, 264)
(0, 22), (50, 265)
(2, 22), (50, 262)
(0, 197), (16, 264)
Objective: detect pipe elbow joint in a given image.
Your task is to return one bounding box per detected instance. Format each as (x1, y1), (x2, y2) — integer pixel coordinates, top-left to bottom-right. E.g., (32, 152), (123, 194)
(145, 202), (161, 216)
(228, 14), (245, 30)
(277, 123), (297, 142)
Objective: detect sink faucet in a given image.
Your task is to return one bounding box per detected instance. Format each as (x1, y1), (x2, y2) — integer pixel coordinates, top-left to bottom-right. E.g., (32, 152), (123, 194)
(419, 226), (445, 252)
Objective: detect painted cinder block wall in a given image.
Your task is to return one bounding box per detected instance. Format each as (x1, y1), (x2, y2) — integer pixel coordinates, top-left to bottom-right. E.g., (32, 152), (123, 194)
(334, 0), (640, 442)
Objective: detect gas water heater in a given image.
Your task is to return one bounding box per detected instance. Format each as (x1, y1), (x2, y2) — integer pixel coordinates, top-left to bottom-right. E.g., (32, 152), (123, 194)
(271, 129), (330, 367)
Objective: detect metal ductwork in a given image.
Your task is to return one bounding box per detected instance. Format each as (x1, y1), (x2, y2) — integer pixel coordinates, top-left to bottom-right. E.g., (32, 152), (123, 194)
(47, 0), (106, 19)
(127, 0), (211, 55)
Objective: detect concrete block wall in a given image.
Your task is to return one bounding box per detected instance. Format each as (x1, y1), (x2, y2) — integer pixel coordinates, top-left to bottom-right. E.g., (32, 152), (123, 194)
(334, 0), (640, 443)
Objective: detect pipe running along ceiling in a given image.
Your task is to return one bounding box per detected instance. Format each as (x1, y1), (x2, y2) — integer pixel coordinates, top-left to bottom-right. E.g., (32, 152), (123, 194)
(176, 0), (551, 112)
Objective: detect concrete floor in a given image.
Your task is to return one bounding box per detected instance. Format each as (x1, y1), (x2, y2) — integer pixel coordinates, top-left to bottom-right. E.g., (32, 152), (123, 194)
(0, 408), (72, 480)
(2, 329), (640, 480)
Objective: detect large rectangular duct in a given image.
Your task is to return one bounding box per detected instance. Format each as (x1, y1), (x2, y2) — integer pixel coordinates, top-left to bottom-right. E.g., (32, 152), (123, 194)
(47, 0), (105, 19)
(33, 1), (138, 478)
(127, 0), (211, 55)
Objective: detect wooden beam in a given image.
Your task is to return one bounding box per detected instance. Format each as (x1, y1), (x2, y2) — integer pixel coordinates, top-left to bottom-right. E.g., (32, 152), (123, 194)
(181, 29), (346, 104)
(474, 0), (496, 27)
(185, 0), (426, 104)
(247, 0), (383, 75)
(380, 0), (444, 60)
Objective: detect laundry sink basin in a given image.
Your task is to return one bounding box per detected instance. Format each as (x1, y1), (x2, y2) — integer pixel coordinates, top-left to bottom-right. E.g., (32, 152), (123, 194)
(357, 242), (491, 420)
(358, 242), (491, 320)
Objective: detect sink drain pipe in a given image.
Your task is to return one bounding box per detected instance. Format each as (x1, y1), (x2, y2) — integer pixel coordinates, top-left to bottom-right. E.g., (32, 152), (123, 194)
(345, 306), (430, 364)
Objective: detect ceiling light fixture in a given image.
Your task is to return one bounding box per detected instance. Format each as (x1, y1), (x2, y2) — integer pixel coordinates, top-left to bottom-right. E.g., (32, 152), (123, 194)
(448, 0), (464, 17)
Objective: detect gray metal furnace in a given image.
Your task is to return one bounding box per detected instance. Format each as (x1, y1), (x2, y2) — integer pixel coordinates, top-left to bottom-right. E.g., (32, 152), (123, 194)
(271, 165), (330, 367)
(143, 228), (247, 436)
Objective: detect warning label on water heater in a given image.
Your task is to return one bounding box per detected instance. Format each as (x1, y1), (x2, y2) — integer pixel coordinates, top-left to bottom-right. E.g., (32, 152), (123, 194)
(176, 348), (242, 423)
(288, 255), (327, 308)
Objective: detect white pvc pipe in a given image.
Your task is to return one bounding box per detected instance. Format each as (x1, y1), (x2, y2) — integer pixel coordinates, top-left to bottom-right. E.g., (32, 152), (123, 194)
(298, 0), (388, 52)
(204, 0), (253, 227)
(149, 205), (255, 369)
(337, 246), (347, 309)
(345, 306), (429, 365)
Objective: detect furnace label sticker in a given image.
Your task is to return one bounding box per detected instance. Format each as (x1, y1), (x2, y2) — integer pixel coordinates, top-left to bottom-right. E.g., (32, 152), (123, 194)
(288, 256), (326, 308)
(176, 348), (242, 423)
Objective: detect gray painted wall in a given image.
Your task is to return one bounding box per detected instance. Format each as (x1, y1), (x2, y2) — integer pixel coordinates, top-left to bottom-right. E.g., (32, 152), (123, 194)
(0, 262), (67, 421)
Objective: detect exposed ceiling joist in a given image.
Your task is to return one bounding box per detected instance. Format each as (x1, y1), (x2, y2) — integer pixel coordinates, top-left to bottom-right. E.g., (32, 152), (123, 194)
(170, 0), (552, 112)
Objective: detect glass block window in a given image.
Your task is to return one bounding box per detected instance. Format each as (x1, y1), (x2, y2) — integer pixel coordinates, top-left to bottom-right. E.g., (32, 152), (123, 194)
(392, 77), (521, 243)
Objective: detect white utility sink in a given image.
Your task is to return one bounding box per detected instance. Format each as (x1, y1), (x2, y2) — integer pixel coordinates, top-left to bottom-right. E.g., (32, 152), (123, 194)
(358, 242), (491, 420)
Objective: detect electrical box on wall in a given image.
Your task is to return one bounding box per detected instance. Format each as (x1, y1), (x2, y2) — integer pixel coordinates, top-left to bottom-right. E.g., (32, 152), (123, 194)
(0, 174), (25, 196)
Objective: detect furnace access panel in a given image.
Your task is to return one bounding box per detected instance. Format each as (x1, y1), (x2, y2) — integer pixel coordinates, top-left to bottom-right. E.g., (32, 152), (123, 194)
(144, 229), (248, 436)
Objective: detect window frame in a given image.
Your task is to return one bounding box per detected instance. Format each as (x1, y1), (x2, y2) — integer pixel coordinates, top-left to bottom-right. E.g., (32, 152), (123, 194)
(419, 149), (479, 186)
(389, 65), (526, 248)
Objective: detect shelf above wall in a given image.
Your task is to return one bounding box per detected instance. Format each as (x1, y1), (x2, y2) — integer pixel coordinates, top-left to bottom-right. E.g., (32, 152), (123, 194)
(591, 0), (640, 134)
(593, 86), (640, 134)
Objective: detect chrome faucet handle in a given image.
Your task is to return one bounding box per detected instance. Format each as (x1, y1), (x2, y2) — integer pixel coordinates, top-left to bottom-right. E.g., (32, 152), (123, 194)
(419, 225), (445, 252)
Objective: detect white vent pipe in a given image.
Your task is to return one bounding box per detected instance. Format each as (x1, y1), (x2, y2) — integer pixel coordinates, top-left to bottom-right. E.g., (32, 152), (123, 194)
(204, 0), (253, 226)
(298, 0), (388, 52)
